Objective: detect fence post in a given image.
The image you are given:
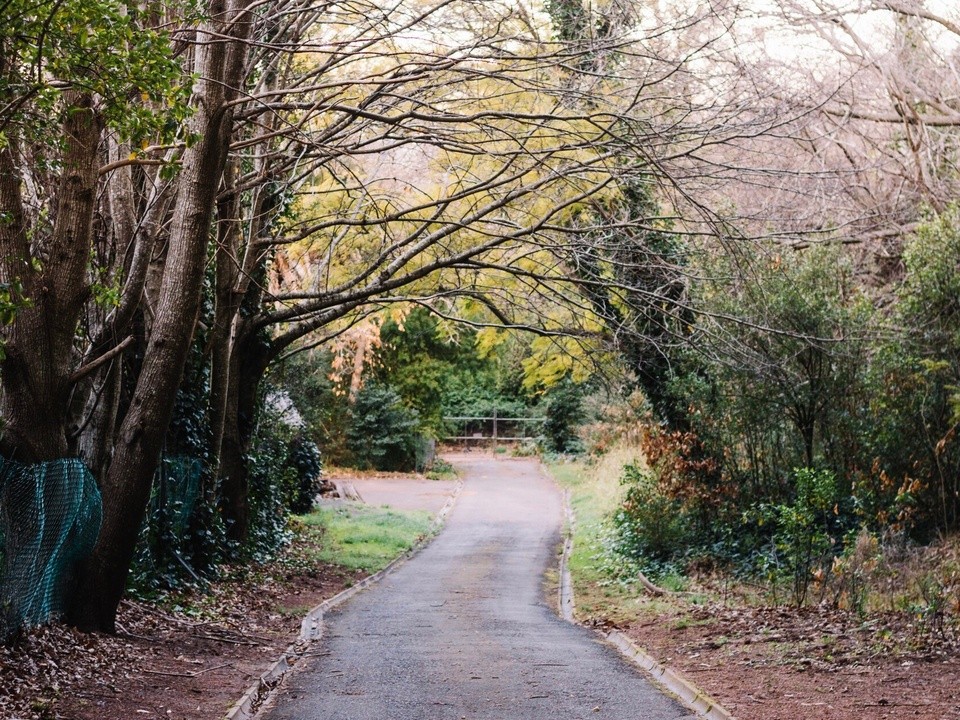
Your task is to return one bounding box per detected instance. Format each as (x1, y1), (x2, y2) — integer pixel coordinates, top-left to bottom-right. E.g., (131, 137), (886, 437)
(493, 408), (498, 451)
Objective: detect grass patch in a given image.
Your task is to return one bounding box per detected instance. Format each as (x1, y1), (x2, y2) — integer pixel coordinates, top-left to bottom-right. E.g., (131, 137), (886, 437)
(294, 503), (433, 573)
(276, 603), (314, 617)
(671, 616), (715, 630)
(546, 446), (668, 626)
(425, 458), (458, 482)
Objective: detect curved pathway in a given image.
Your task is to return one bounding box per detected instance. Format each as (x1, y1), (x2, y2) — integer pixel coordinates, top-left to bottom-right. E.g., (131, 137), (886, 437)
(261, 454), (692, 720)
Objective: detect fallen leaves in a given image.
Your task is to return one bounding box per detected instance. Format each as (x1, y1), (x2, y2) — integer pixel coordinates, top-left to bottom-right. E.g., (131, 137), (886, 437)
(0, 526), (361, 720)
(625, 600), (960, 720)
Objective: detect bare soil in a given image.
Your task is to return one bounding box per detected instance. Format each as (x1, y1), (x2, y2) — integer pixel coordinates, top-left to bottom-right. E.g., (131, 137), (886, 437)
(333, 472), (458, 513)
(621, 600), (960, 719)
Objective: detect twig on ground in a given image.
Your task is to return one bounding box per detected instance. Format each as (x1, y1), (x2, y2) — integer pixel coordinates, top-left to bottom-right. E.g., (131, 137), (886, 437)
(193, 632), (263, 646)
(142, 662), (233, 678)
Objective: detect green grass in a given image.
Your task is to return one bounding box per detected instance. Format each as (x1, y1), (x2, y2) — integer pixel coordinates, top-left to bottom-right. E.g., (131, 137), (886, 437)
(294, 504), (433, 573)
(425, 458), (459, 482)
(546, 447), (658, 625)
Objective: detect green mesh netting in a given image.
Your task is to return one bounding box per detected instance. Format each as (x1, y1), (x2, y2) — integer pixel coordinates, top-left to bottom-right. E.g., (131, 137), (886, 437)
(128, 454), (205, 588)
(0, 457), (102, 639)
(153, 455), (202, 537)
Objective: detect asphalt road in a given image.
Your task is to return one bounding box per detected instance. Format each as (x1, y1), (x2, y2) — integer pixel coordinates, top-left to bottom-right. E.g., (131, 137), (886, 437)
(260, 454), (693, 720)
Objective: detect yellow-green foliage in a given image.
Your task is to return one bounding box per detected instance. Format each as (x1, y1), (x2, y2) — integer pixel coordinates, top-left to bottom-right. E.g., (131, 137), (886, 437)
(522, 335), (605, 391)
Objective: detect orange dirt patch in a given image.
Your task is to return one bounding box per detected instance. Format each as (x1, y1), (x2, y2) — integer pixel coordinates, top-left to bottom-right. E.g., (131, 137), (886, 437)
(622, 602), (960, 719)
(1, 561), (363, 720)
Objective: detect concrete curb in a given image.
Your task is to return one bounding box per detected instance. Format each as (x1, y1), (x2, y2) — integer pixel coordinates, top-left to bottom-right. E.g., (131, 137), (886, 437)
(222, 478), (465, 720)
(558, 487), (576, 623)
(556, 483), (736, 720)
(605, 631), (734, 720)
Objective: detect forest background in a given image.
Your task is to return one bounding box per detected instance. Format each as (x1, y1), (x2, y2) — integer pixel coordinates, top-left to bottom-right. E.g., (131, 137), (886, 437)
(0, 0), (958, 645)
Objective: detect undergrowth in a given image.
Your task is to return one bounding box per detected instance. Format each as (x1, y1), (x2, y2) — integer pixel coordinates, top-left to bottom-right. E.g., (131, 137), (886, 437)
(549, 441), (960, 638)
(547, 446), (665, 625)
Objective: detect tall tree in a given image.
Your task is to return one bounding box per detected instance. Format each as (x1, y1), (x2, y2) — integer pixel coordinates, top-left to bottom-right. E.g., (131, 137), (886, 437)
(202, 0), (736, 539)
(69, 0), (257, 631)
(703, 0), (960, 257)
(0, 0), (799, 634)
(0, 0), (180, 462)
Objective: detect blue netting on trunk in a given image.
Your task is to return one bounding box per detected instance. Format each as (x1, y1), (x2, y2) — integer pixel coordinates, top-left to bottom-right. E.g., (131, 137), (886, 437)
(0, 457), (102, 639)
(127, 454), (206, 589)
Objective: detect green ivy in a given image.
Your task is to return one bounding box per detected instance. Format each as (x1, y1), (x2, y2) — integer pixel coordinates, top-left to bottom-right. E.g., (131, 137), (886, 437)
(1, 0), (191, 145)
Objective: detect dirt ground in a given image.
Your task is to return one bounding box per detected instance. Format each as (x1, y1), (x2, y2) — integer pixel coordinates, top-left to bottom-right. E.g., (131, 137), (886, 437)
(0, 471), (457, 720)
(332, 472), (458, 513)
(1, 559), (364, 720)
(621, 600), (960, 719)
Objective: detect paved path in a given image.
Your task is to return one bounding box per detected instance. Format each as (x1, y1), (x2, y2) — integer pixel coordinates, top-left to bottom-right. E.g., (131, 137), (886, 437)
(261, 454), (692, 720)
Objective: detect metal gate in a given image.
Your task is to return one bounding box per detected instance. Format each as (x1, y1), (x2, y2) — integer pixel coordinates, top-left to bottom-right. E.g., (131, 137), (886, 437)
(442, 410), (545, 446)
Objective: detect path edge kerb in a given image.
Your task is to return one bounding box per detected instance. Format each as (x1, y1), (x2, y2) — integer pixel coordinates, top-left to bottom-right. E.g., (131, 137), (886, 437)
(552, 467), (737, 720)
(222, 477), (465, 720)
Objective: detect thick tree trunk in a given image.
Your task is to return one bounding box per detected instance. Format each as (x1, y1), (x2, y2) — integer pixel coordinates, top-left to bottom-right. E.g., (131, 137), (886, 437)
(0, 92), (102, 462)
(68, 0), (253, 632)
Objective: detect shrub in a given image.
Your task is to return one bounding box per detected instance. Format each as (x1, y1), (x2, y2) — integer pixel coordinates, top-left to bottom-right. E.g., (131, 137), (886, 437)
(128, 456), (221, 595)
(830, 528), (880, 615)
(611, 462), (692, 570)
(346, 383), (422, 471)
(767, 467), (844, 606)
(246, 407), (299, 560)
(288, 436), (323, 514)
(543, 377), (585, 453)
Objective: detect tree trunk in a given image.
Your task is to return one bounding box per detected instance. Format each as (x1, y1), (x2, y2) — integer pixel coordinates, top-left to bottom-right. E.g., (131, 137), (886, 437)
(219, 324), (271, 544)
(74, 141), (171, 472)
(68, 0), (253, 632)
(208, 158), (242, 468)
(212, 167), (275, 544)
(0, 92), (102, 462)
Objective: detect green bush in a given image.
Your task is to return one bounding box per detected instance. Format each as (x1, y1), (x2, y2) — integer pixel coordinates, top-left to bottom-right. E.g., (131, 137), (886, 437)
(543, 377), (585, 453)
(880, 208), (960, 533)
(766, 467), (843, 606)
(610, 463), (692, 571)
(128, 456), (221, 595)
(346, 383), (422, 471)
(288, 436), (323, 514)
(246, 407), (299, 560)
(595, 208), (960, 594)
(655, 245), (873, 538)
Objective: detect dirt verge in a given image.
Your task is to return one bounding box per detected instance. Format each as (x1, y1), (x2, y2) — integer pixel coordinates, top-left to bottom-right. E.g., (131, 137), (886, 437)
(620, 599), (960, 720)
(0, 554), (364, 720)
